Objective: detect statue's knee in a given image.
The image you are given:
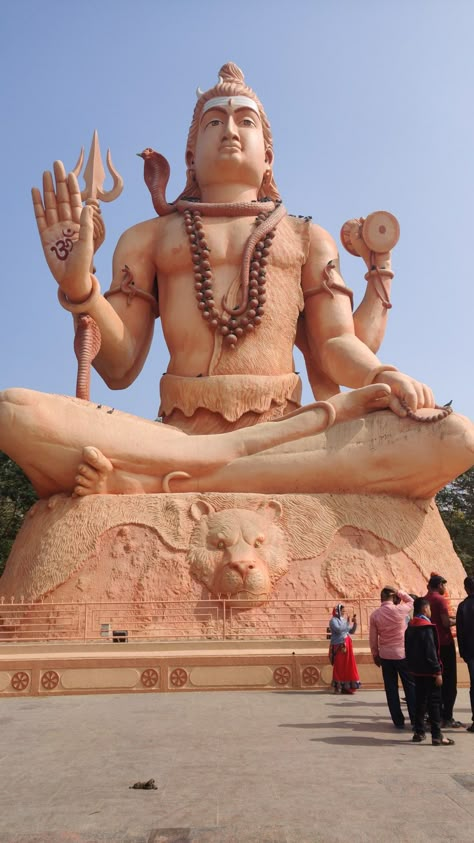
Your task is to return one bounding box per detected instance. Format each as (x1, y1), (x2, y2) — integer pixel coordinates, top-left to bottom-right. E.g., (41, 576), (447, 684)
(0, 387), (37, 409)
(0, 389), (40, 434)
(440, 412), (474, 446)
(0, 387), (33, 404)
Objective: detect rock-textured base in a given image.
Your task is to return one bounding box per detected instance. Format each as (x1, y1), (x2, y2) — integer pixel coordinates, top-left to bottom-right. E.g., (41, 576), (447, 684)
(0, 492), (465, 625)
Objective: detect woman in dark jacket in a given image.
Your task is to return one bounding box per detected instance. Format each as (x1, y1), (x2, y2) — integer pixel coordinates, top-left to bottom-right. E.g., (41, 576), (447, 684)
(405, 597), (454, 746)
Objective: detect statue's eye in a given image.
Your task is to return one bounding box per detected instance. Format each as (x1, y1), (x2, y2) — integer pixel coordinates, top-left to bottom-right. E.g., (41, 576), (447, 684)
(241, 118), (255, 127)
(254, 537), (264, 548)
(217, 540), (225, 549)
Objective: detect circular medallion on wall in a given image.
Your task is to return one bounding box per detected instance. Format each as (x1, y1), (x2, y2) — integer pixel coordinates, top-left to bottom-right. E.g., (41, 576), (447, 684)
(302, 665), (320, 686)
(41, 670), (60, 691)
(169, 668), (188, 688)
(273, 666), (291, 686)
(11, 671), (30, 691)
(141, 668), (159, 688)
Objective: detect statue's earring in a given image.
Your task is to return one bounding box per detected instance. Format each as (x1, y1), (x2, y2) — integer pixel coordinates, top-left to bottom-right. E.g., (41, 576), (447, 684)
(263, 169), (271, 184)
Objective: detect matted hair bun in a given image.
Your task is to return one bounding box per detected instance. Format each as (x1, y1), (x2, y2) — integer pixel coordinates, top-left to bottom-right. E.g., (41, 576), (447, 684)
(218, 62), (245, 85)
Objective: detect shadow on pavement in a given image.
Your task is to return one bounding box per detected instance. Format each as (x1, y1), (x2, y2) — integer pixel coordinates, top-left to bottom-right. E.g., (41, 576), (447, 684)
(311, 735), (409, 746)
(279, 720), (402, 734)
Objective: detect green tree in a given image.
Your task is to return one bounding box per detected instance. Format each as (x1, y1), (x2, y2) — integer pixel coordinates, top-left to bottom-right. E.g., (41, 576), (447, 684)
(0, 452), (38, 577)
(436, 467), (474, 575)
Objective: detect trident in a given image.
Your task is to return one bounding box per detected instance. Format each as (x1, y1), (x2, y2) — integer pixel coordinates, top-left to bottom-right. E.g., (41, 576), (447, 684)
(69, 130), (123, 402)
(72, 130), (123, 253)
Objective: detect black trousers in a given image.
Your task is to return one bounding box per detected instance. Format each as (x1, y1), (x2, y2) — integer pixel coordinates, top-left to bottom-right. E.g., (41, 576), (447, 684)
(414, 675), (442, 740)
(440, 641), (457, 721)
(466, 658), (474, 722)
(380, 658), (416, 726)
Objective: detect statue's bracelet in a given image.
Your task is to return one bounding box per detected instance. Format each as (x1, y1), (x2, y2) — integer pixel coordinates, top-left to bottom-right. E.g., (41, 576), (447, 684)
(57, 275), (101, 313)
(363, 365), (399, 386)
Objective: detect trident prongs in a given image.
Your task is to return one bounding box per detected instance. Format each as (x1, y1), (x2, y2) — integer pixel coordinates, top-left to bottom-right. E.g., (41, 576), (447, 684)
(72, 130), (123, 203)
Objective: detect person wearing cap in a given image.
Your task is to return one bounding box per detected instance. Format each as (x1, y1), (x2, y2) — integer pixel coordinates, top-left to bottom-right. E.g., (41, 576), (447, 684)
(369, 586), (416, 728)
(456, 576), (474, 733)
(426, 574), (462, 728)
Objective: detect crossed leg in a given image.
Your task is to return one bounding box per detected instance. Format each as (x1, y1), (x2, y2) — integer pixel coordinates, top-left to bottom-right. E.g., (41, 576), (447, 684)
(0, 385), (392, 497)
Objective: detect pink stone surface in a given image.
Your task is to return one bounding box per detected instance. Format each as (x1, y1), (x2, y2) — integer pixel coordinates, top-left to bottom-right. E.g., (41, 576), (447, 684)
(0, 63), (472, 625)
(0, 492), (465, 637)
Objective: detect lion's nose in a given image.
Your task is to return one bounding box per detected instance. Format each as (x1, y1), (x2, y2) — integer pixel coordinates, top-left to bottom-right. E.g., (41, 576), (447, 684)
(228, 561), (256, 579)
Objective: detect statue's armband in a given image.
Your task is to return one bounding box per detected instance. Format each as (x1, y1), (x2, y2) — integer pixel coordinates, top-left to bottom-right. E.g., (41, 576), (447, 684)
(104, 265), (159, 318)
(303, 260), (354, 310)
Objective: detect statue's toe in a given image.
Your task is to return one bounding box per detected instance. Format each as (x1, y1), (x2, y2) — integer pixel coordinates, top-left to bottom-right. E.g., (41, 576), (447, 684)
(82, 445), (113, 474)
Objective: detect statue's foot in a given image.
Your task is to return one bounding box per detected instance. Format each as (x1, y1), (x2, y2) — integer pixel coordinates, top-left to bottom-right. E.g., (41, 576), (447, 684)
(328, 384), (391, 424)
(74, 446), (115, 496)
(73, 446), (154, 496)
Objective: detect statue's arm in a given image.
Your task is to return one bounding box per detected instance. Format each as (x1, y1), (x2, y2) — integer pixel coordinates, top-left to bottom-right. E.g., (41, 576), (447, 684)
(301, 225), (435, 414)
(302, 224), (384, 386)
(89, 222), (159, 389)
(32, 161), (158, 390)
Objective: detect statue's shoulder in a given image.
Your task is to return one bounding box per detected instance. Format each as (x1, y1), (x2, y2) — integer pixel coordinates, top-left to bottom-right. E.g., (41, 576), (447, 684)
(286, 213), (331, 241)
(284, 214), (336, 262)
(116, 214), (173, 248)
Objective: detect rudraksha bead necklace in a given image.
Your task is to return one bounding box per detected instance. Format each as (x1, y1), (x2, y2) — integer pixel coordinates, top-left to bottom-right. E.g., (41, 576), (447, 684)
(183, 208), (276, 348)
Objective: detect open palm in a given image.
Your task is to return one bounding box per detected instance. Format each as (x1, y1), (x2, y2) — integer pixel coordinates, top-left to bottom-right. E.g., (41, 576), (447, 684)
(32, 161), (94, 300)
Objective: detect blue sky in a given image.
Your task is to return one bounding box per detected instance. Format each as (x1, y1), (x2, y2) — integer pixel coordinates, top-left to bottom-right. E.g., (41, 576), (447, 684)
(1, 0), (473, 420)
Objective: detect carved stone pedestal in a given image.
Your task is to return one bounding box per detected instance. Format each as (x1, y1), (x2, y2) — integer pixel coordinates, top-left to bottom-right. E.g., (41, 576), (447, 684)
(0, 492), (465, 620)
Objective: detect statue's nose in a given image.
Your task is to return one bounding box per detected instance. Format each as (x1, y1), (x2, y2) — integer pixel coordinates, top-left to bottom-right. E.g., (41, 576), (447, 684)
(222, 116), (239, 139)
(228, 560), (256, 579)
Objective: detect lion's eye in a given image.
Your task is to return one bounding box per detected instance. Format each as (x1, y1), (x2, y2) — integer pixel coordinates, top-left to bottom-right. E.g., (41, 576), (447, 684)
(217, 540), (225, 549)
(254, 537), (264, 548)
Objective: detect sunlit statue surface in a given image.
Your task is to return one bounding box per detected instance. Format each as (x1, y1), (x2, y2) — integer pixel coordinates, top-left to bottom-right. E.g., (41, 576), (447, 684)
(0, 62), (471, 505)
(0, 62), (473, 621)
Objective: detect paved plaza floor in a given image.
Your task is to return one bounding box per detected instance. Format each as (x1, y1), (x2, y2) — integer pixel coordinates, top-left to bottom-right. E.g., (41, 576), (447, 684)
(0, 688), (473, 843)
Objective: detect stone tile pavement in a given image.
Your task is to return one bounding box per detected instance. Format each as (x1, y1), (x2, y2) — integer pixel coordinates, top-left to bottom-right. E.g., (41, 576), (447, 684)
(0, 689), (473, 842)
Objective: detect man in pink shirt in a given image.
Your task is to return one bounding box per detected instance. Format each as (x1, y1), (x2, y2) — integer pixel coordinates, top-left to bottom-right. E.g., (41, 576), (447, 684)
(370, 587), (416, 728)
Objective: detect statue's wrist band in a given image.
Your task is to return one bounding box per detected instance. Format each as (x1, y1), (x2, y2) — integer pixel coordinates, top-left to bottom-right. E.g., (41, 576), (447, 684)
(363, 365), (399, 386)
(58, 275), (101, 313)
(364, 268), (394, 281)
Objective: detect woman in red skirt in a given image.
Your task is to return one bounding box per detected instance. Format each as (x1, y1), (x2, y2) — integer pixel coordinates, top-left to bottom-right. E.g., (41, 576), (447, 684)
(329, 604), (361, 693)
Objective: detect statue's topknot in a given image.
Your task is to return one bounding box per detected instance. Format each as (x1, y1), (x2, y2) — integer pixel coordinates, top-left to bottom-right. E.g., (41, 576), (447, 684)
(180, 62), (280, 202)
(217, 62), (245, 85)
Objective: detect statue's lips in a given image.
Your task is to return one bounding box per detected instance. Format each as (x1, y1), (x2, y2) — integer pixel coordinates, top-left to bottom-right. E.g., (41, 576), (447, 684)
(219, 144), (242, 152)
(230, 590), (269, 602)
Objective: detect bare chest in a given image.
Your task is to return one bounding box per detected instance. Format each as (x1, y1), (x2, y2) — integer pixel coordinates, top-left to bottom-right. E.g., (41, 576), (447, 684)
(155, 215), (257, 277)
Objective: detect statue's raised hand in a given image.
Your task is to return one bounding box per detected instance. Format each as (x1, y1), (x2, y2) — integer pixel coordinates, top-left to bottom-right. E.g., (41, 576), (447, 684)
(32, 161), (94, 302)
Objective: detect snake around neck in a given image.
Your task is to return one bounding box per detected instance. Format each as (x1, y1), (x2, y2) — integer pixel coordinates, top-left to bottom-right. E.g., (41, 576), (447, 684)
(139, 148), (287, 335)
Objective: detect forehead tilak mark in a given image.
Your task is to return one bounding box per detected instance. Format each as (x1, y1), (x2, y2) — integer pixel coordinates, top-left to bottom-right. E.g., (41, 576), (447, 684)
(202, 95), (260, 116)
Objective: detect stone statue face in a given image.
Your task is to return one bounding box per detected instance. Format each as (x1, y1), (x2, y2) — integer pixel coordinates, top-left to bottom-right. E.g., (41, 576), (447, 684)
(191, 101), (272, 194)
(187, 501), (288, 603)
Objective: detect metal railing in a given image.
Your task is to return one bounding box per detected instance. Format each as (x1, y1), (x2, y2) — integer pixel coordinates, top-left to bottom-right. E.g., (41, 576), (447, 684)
(0, 596), (462, 644)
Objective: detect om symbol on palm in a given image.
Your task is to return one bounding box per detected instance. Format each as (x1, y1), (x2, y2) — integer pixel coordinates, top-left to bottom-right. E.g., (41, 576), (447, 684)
(50, 228), (76, 261)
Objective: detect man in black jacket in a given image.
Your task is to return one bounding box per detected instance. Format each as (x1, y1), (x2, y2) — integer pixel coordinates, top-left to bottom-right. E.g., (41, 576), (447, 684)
(456, 576), (474, 733)
(405, 597), (455, 746)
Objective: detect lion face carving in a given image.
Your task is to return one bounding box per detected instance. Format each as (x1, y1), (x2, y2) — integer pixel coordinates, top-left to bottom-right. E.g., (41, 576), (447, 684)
(187, 500), (288, 603)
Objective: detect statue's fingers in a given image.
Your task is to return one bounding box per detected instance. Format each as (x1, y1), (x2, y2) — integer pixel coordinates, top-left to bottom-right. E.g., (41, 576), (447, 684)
(421, 383), (435, 408)
(403, 383), (420, 412)
(42, 170), (58, 226)
(413, 381), (428, 409)
(53, 161), (72, 222)
(31, 187), (47, 234)
(78, 205), (94, 244)
(68, 172), (83, 225)
(387, 394), (407, 417)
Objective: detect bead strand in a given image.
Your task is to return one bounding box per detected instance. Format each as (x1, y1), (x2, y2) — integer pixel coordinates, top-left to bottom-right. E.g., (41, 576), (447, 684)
(184, 208), (276, 349)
